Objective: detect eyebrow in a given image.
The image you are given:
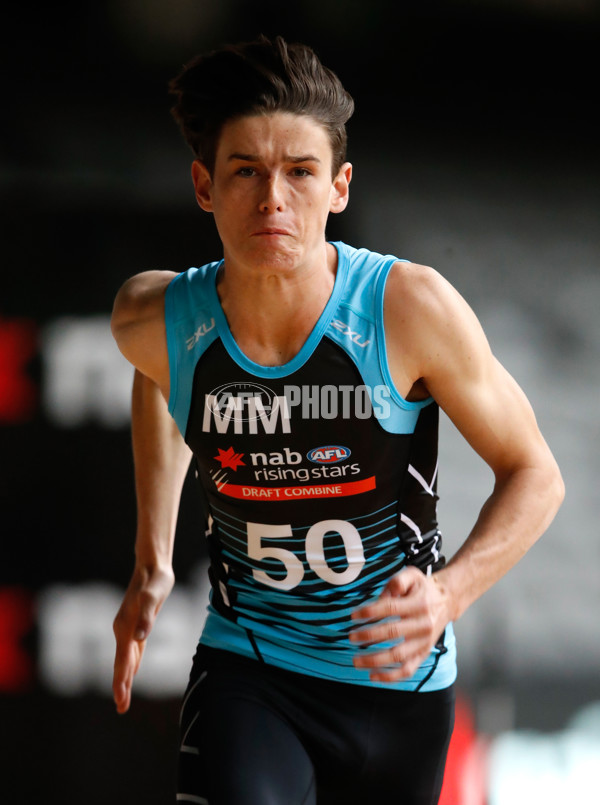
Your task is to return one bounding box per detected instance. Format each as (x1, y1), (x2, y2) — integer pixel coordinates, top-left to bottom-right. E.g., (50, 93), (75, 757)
(227, 153), (322, 164)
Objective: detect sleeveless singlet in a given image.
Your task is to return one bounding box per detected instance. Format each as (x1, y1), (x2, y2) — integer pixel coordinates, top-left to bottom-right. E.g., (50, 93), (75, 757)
(165, 241), (457, 691)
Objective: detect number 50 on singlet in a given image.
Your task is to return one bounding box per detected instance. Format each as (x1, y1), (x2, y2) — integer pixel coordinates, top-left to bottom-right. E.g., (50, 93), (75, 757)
(247, 519), (365, 591)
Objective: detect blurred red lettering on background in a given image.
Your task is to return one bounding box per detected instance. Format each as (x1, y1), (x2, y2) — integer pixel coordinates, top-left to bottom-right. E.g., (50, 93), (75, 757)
(0, 587), (34, 692)
(0, 317), (37, 423)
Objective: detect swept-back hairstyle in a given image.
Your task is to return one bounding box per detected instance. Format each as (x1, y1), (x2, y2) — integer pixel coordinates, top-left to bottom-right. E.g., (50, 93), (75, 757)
(169, 35), (354, 176)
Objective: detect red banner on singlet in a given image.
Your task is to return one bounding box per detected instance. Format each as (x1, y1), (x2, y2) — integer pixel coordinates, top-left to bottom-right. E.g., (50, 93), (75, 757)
(217, 476), (376, 501)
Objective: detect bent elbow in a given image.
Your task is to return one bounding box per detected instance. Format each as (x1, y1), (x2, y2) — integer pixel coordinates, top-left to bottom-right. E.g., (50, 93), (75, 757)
(551, 463), (566, 511)
(539, 454), (565, 526)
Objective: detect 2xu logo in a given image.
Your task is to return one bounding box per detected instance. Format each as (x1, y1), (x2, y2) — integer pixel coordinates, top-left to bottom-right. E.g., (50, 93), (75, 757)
(307, 445), (351, 464)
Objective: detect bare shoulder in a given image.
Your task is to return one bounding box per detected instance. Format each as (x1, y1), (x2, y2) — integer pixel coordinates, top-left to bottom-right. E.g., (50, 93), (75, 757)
(111, 270), (177, 387)
(112, 270), (177, 328)
(384, 261), (489, 392)
(384, 260), (468, 321)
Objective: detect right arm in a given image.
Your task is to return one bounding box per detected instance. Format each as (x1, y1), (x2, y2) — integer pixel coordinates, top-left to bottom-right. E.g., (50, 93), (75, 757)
(111, 272), (192, 713)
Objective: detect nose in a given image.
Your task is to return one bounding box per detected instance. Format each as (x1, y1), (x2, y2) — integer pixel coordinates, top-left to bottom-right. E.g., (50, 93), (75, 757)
(259, 175), (285, 213)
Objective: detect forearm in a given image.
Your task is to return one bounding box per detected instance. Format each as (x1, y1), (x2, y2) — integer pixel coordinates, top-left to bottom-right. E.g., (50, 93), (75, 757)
(437, 459), (564, 623)
(131, 369), (192, 571)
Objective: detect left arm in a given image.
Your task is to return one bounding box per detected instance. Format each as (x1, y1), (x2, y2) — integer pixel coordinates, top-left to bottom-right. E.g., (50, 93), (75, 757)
(351, 263), (564, 681)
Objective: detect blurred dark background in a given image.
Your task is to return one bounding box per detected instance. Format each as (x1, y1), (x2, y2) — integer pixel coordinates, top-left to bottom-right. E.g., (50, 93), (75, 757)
(2, 2), (599, 802)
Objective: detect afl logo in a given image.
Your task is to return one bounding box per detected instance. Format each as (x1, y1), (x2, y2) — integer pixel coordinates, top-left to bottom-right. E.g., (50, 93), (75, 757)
(206, 382), (278, 422)
(307, 445), (351, 464)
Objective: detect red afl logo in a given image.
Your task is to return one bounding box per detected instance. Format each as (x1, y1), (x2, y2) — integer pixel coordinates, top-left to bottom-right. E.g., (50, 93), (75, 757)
(307, 446), (351, 464)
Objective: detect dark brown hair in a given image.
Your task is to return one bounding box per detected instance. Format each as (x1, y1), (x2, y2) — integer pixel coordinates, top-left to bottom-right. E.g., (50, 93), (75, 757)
(169, 35), (354, 176)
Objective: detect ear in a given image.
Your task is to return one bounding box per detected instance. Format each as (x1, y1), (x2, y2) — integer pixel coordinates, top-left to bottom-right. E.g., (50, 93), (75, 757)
(191, 160), (214, 212)
(329, 162), (352, 214)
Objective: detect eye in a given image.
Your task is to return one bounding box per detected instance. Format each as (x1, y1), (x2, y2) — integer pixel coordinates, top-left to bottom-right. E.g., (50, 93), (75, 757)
(291, 167), (311, 177)
(237, 166), (257, 177)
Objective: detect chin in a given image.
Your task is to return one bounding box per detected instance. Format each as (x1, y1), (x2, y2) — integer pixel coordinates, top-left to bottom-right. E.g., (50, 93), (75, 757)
(248, 243), (301, 271)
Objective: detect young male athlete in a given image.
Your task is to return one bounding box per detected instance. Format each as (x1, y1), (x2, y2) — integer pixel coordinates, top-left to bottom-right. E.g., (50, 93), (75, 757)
(111, 36), (564, 804)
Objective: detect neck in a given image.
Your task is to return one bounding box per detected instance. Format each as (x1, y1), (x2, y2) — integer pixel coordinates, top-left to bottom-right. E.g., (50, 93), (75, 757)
(217, 242), (338, 366)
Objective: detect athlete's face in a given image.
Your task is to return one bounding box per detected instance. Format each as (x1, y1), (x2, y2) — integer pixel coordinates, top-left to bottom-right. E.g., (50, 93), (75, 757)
(192, 112), (352, 273)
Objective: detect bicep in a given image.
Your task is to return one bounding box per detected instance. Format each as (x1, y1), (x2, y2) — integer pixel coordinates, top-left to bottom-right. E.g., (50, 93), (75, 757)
(421, 290), (550, 478)
(433, 354), (549, 477)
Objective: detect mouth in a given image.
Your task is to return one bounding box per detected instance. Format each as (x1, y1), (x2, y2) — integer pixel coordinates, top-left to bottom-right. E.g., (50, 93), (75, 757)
(252, 228), (291, 237)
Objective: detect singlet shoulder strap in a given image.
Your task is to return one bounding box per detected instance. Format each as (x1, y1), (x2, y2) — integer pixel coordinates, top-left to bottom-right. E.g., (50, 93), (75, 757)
(165, 262), (221, 435)
(328, 243), (434, 434)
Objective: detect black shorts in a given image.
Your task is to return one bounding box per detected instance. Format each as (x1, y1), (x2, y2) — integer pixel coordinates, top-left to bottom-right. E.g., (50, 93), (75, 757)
(177, 645), (455, 805)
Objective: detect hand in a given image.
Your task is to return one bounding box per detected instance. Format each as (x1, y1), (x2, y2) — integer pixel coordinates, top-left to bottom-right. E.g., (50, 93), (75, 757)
(112, 564), (175, 713)
(350, 566), (451, 683)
